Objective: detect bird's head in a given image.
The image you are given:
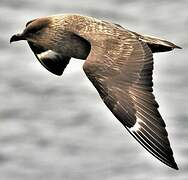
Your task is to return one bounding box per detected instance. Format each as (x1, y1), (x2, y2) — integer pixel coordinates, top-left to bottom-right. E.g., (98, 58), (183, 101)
(10, 15), (90, 75)
(10, 16), (72, 76)
(10, 17), (55, 47)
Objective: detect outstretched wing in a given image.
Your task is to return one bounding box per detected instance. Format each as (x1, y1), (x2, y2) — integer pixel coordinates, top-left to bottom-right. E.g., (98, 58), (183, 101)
(83, 29), (178, 169)
(28, 41), (70, 76)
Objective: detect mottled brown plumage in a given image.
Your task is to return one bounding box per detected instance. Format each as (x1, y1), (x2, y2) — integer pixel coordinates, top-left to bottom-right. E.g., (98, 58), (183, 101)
(10, 14), (181, 170)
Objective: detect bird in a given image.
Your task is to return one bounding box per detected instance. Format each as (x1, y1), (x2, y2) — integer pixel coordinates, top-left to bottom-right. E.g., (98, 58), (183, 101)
(10, 14), (181, 170)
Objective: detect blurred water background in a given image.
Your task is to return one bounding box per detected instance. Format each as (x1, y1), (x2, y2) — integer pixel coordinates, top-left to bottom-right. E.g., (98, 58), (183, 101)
(0, 0), (188, 179)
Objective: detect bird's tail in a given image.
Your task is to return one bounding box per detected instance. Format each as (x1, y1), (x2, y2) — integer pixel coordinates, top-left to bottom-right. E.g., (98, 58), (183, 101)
(139, 34), (182, 53)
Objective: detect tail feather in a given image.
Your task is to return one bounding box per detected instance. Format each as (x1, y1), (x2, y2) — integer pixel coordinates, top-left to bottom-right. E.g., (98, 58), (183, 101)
(139, 35), (182, 53)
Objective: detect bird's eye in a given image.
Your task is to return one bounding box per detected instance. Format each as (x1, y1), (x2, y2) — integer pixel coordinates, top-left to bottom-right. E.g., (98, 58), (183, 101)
(25, 23), (45, 36)
(26, 26), (42, 34)
(25, 18), (50, 35)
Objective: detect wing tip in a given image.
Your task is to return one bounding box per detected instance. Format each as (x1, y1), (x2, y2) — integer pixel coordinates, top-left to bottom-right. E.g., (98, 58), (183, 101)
(125, 127), (179, 170)
(165, 157), (179, 170)
(161, 156), (179, 170)
(169, 160), (179, 170)
(160, 157), (179, 170)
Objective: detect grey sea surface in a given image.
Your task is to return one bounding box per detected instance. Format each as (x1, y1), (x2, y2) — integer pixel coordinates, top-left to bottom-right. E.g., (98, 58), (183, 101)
(0, 0), (188, 179)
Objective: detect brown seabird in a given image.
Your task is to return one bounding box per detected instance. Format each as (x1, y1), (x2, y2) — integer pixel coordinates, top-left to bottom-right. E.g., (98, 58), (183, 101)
(10, 14), (181, 170)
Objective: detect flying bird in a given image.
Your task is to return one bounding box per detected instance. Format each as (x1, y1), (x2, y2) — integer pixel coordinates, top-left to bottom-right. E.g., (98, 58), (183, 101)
(10, 14), (181, 170)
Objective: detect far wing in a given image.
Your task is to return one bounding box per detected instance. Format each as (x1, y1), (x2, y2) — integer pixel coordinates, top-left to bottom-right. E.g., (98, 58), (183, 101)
(83, 30), (178, 169)
(28, 41), (70, 76)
